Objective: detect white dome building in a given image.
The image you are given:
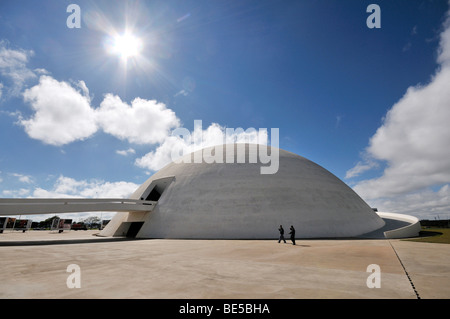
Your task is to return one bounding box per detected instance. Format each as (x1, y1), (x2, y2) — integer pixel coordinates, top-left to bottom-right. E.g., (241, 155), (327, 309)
(99, 144), (419, 239)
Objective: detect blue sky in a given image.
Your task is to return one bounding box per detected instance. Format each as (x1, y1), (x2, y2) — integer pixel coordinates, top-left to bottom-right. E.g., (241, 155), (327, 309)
(1, 0), (450, 221)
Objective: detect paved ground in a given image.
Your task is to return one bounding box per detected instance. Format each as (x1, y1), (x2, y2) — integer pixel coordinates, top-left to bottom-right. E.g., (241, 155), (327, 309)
(0, 230), (448, 299)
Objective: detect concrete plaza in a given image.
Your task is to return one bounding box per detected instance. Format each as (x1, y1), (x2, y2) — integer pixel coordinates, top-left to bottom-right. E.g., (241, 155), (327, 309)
(0, 230), (448, 299)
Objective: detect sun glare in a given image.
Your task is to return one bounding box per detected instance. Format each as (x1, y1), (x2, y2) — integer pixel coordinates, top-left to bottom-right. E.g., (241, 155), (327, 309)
(110, 32), (143, 60)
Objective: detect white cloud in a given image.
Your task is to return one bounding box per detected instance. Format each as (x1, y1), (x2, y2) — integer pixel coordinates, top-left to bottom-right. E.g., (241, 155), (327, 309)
(11, 173), (33, 184)
(21, 76), (98, 146)
(31, 175), (138, 199)
(353, 66), (450, 199)
(0, 82), (3, 99)
(438, 8), (450, 66)
(135, 135), (187, 171)
(33, 68), (50, 75)
(174, 89), (189, 97)
(19, 76), (180, 147)
(75, 80), (90, 99)
(16, 72), (269, 175)
(367, 185), (450, 220)
(402, 42), (412, 52)
(96, 94), (180, 145)
(347, 8), (450, 218)
(345, 159), (378, 179)
(2, 188), (30, 197)
(116, 148), (136, 156)
(135, 122), (269, 171)
(0, 41), (36, 96)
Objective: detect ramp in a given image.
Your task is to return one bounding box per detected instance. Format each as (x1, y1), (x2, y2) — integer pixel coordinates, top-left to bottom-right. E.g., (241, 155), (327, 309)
(0, 198), (157, 215)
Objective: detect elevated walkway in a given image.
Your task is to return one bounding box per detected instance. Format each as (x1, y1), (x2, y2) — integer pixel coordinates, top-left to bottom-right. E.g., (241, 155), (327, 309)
(0, 198), (157, 215)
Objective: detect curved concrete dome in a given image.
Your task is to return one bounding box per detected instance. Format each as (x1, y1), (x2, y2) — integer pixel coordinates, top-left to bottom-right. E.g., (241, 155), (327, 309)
(101, 144), (385, 239)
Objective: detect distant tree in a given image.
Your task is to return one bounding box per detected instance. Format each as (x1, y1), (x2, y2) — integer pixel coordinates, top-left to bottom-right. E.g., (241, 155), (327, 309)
(81, 216), (101, 225)
(38, 215), (60, 229)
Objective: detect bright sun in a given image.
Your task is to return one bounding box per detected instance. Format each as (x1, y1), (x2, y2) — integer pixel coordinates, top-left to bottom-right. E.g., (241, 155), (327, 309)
(111, 32), (143, 60)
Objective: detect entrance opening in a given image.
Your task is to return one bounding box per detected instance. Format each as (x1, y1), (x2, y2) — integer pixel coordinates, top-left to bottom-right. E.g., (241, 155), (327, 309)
(146, 187), (162, 201)
(126, 222), (144, 238)
(140, 176), (175, 202)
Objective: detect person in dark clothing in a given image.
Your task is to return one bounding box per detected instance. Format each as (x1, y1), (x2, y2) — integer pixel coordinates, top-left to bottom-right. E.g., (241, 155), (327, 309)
(278, 225), (286, 243)
(289, 225), (296, 245)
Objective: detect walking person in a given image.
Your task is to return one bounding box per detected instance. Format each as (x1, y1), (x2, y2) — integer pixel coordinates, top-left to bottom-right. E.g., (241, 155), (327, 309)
(278, 225), (286, 243)
(289, 225), (296, 245)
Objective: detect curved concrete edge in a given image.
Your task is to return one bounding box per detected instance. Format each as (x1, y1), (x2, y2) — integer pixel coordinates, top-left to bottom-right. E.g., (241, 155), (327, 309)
(376, 212), (421, 239)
